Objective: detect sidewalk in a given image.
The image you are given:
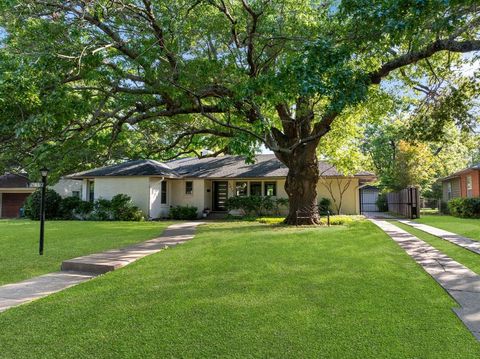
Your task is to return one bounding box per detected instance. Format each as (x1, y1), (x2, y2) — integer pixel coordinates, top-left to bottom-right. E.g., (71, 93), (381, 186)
(0, 222), (203, 313)
(398, 219), (480, 255)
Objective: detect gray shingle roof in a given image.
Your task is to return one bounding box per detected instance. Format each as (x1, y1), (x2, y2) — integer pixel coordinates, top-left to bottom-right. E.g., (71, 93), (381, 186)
(67, 160), (180, 179)
(67, 155), (374, 179)
(0, 173), (30, 188)
(167, 154), (353, 178)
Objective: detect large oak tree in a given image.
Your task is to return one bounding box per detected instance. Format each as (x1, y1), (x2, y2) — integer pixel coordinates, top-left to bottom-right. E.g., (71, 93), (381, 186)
(0, 0), (479, 224)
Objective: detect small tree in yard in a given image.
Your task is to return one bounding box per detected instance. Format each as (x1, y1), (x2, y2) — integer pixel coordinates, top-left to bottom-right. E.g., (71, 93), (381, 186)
(1, 1), (479, 224)
(319, 177), (353, 215)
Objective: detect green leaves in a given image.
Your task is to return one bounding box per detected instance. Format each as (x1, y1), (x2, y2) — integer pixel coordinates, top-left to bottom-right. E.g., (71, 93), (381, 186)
(0, 0), (478, 179)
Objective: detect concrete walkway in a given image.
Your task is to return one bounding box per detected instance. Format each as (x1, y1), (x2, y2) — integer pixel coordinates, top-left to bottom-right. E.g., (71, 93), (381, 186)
(371, 219), (480, 341)
(0, 222), (203, 313)
(362, 212), (400, 219)
(398, 219), (480, 256)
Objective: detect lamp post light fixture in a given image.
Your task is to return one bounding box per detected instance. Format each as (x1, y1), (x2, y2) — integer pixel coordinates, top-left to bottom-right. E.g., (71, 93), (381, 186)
(39, 167), (49, 255)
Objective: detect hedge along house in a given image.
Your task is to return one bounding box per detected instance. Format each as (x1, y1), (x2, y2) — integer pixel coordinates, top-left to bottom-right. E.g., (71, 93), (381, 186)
(0, 173), (36, 218)
(66, 155), (375, 219)
(440, 163), (480, 202)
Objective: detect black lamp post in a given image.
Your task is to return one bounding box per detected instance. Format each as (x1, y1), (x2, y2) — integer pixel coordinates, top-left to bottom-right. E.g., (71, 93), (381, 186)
(39, 167), (49, 255)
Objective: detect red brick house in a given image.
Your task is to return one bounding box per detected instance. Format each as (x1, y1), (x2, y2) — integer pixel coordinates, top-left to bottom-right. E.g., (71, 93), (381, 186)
(0, 173), (36, 218)
(441, 163), (480, 202)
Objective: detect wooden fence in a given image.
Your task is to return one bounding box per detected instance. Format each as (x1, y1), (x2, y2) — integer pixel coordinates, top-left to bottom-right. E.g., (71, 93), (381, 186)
(387, 187), (420, 219)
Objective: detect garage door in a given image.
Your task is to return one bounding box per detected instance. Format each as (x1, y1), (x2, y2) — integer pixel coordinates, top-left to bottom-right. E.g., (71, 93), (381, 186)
(1, 193), (30, 218)
(360, 188), (380, 213)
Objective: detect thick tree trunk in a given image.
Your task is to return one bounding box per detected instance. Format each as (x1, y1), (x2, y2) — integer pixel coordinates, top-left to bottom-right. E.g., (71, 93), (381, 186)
(276, 144), (320, 225)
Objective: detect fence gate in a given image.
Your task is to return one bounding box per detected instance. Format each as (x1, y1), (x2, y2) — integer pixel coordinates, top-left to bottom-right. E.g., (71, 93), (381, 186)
(360, 186), (380, 213)
(387, 187), (420, 219)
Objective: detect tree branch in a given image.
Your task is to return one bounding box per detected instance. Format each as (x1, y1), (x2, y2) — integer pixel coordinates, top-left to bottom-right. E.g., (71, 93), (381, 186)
(370, 39), (480, 84)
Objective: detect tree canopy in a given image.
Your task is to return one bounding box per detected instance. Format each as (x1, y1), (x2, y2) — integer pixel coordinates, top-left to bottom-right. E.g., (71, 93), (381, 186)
(0, 0), (479, 222)
(0, 1), (478, 169)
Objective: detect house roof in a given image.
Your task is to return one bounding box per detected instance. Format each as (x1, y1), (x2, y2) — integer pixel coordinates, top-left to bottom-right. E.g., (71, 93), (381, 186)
(67, 155), (375, 180)
(441, 163), (480, 181)
(67, 159), (180, 179)
(0, 173), (30, 188)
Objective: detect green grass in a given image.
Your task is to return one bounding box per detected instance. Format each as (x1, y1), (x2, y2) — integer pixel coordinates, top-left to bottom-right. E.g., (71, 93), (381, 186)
(0, 220), (171, 285)
(0, 221), (479, 358)
(393, 221), (480, 275)
(420, 208), (440, 216)
(416, 215), (480, 240)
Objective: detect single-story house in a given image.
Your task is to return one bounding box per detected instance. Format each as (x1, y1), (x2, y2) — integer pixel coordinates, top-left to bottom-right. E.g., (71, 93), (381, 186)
(50, 179), (83, 199)
(0, 173), (36, 218)
(440, 163), (480, 202)
(65, 155), (375, 218)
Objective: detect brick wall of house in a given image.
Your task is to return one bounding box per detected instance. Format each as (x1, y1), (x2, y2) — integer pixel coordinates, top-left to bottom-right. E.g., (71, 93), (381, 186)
(459, 170), (480, 198)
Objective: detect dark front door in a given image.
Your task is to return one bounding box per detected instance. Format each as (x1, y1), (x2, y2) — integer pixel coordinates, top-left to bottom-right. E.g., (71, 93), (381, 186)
(213, 181), (228, 211)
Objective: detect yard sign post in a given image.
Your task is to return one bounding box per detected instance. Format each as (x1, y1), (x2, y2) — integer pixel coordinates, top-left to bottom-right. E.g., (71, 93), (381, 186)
(39, 167), (49, 255)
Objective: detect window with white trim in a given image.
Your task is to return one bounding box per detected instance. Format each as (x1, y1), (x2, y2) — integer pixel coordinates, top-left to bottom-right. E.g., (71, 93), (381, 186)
(185, 181), (193, 195)
(264, 182), (277, 196)
(235, 182), (248, 196)
(161, 181), (167, 204)
(250, 182), (262, 196)
(467, 176), (473, 198)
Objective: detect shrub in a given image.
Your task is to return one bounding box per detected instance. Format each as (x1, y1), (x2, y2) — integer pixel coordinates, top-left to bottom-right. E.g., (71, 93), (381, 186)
(87, 195), (145, 221)
(225, 196), (289, 216)
(24, 189), (62, 220)
(274, 198), (289, 215)
(89, 198), (114, 221)
(59, 196), (75, 218)
(318, 197), (331, 215)
(169, 205), (198, 220)
(76, 201), (94, 217)
(448, 197), (480, 218)
(376, 193), (388, 212)
(58, 196), (82, 219)
(261, 196), (275, 214)
(110, 194), (145, 221)
(440, 201), (450, 214)
(225, 196), (263, 215)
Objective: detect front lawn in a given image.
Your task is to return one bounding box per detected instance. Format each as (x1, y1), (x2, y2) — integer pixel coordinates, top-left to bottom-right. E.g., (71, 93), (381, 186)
(0, 221), (479, 358)
(415, 215), (480, 241)
(0, 220), (171, 285)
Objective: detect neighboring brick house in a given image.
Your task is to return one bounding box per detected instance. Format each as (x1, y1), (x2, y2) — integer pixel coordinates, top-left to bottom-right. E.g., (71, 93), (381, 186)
(0, 173), (36, 218)
(441, 163), (480, 202)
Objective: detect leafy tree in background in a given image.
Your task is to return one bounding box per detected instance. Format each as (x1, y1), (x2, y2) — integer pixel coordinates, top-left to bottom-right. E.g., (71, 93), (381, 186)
(0, 1), (479, 224)
(363, 119), (479, 194)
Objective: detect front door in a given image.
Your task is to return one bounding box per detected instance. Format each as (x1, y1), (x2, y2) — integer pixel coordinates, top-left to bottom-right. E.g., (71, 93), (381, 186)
(213, 181), (228, 211)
